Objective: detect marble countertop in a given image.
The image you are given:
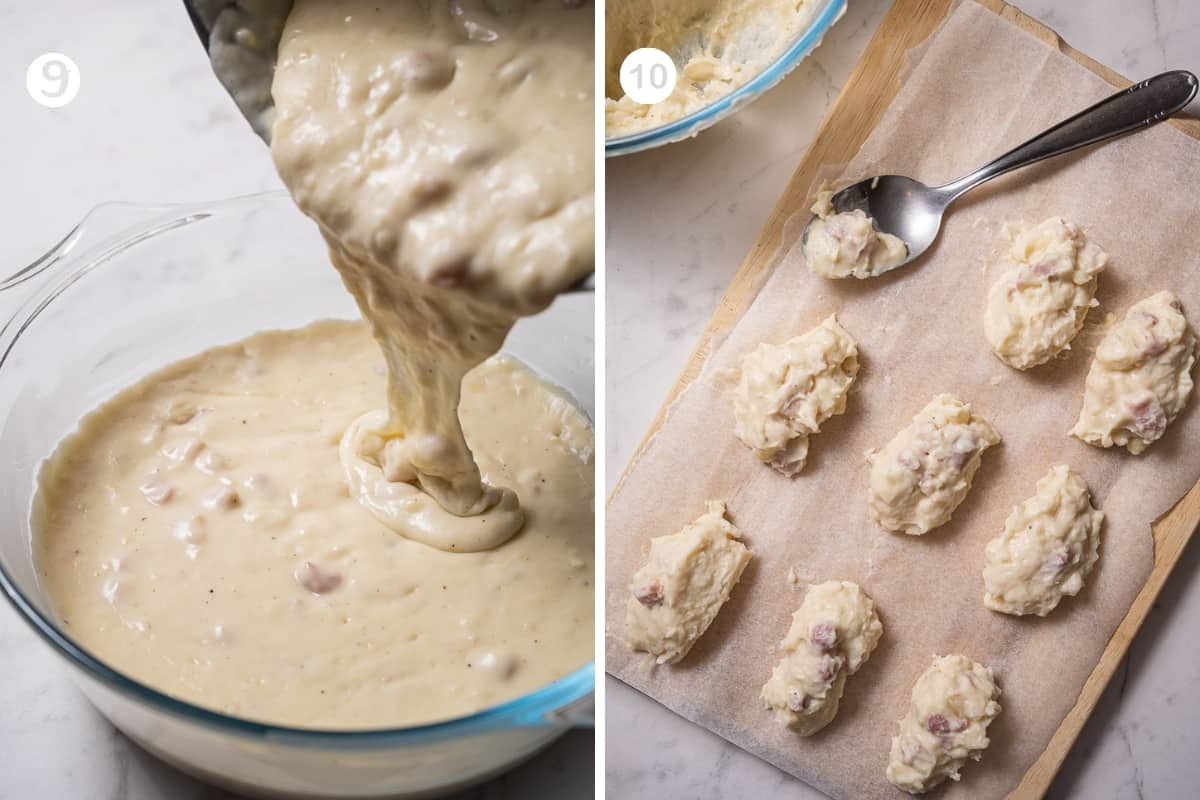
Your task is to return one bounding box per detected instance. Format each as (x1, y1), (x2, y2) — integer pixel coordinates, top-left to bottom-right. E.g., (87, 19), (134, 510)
(606, 0), (1200, 798)
(0, 2), (591, 798)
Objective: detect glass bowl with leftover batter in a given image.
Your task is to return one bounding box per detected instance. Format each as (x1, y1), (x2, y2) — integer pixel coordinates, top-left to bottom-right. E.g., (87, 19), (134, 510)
(0, 192), (594, 799)
(604, 0), (846, 156)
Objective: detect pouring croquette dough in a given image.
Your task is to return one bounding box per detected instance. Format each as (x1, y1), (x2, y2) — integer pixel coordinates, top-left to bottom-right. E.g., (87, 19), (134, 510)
(272, 0), (594, 550)
(34, 0), (595, 728)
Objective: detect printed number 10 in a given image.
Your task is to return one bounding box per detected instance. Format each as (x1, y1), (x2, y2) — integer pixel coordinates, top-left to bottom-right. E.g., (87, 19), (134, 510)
(630, 62), (670, 91)
(619, 48), (677, 105)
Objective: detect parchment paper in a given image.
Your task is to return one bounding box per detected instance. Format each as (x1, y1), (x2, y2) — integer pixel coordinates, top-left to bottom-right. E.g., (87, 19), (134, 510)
(605, 3), (1200, 798)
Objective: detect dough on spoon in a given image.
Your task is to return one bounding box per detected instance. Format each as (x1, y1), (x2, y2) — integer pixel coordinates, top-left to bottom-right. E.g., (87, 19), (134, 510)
(868, 395), (1000, 535)
(733, 315), (859, 476)
(1072, 290), (1196, 454)
(625, 501), (752, 665)
(983, 217), (1107, 370)
(983, 464), (1103, 616)
(760, 580), (882, 735)
(803, 189), (907, 279)
(886, 655), (1002, 795)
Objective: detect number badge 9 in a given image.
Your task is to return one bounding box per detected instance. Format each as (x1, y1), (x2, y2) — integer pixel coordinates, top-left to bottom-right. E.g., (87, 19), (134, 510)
(27, 53), (81, 108)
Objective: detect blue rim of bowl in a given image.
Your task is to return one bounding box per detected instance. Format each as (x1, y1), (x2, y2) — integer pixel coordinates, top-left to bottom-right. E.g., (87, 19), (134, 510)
(604, 0), (848, 157)
(0, 195), (595, 748)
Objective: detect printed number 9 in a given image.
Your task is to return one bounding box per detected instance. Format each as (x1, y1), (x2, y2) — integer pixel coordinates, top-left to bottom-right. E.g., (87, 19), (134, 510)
(619, 48), (677, 106)
(27, 53), (81, 108)
(41, 59), (71, 98)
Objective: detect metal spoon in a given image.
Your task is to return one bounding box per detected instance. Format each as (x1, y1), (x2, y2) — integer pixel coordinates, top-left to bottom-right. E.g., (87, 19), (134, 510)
(805, 70), (1198, 272)
(183, 0), (291, 143)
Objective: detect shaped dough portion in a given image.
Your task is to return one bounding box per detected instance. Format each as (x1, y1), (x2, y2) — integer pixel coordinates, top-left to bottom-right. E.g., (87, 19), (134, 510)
(868, 395), (1000, 535)
(803, 190), (907, 279)
(886, 655), (1002, 795)
(760, 580), (883, 736)
(984, 217), (1107, 370)
(625, 501), (752, 665)
(1072, 291), (1196, 454)
(983, 465), (1103, 617)
(733, 315), (859, 476)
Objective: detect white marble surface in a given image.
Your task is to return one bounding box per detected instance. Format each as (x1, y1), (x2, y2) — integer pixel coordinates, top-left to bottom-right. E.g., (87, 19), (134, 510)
(0, 2), (591, 798)
(606, 0), (1200, 798)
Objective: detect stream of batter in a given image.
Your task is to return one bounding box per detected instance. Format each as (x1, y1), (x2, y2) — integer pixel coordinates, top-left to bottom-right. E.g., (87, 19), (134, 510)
(34, 0), (595, 727)
(273, 0), (594, 551)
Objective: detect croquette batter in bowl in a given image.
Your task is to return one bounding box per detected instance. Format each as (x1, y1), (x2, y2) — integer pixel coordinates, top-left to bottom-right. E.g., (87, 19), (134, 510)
(35, 323), (594, 728)
(33, 0), (595, 729)
(605, 0), (818, 136)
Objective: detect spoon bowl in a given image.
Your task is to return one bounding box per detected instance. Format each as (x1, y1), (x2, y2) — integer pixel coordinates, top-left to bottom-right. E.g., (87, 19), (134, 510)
(822, 174), (947, 269)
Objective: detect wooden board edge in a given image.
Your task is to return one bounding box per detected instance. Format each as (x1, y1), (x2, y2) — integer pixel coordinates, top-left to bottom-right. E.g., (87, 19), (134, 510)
(1013, 480), (1200, 797)
(606, 0), (1200, 796)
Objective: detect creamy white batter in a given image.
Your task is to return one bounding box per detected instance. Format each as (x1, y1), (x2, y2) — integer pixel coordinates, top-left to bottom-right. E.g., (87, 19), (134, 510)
(760, 581), (882, 736)
(605, 0), (817, 137)
(1072, 291), (1196, 454)
(35, 0), (596, 729)
(625, 501), (752, 665)
(868, 395), (1000, 535)
(982, 464), (1103, 617)
(272, 0), (594, 550)
(886, 655), (1001, 794)
(803, 190), (908, 279)
(983, 217), (1107, 370)
(733, 315), (859, 476)
(35, 323), (594, 728)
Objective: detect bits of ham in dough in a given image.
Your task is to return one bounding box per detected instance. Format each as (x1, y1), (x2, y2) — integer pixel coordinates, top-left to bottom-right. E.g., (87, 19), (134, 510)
(172, 516), (206, 545)
(476, 650), (520, 681)
(195, 448), (230, 474)
(803, 189), (908, 279)
(295, 561), (342, 595)
(625, 501), (752, 665)
(733, 315), (859, 476)
(886, 654), (1002, 795)
(162, 437), (206, 464)
(161, 399), (197, 425)
(760, 581), (882, 735)
(983, 217), (1107, 370)
(983, 465), (1103, 617)
(1072, 291), (1196, 454)
(202, 484), (240, 511)
(868, 395), (1000, 535)
(139, 477), (175, 507)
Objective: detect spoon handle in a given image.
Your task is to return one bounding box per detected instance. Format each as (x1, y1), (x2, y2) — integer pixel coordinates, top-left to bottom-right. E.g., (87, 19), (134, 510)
(939, 70), (1197, 200)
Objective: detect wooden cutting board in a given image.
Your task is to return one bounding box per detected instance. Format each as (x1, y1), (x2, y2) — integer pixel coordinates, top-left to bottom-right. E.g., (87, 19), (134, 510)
(611, 0), (1200, 796)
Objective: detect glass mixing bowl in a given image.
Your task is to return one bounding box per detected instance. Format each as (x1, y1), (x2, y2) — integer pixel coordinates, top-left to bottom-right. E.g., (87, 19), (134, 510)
(604, 0), (847, 157)
(0, 193), (594, 799)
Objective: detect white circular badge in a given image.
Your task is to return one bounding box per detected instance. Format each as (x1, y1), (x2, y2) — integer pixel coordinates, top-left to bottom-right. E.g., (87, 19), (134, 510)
(619, 48), (677, 106)
(27, 52), (81, 108)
